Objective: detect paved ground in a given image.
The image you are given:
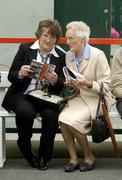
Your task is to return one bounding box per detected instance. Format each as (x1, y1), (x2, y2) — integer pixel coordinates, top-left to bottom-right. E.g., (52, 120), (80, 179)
(2, 137), (122, 180)
(5, 135), (122, 158)
(0, 158), (122, 180)
(1, 139), (121, 180)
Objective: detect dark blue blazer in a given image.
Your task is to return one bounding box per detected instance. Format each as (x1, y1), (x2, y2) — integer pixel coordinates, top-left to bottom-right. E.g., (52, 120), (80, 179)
(2, 42), (66, 112)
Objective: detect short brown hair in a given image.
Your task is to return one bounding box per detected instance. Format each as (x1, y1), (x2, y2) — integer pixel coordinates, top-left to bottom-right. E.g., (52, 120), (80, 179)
(35, 19), (62, 43)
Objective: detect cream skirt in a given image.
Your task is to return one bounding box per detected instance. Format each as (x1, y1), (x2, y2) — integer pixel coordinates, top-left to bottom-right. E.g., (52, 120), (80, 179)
(58, 96), (91, 134)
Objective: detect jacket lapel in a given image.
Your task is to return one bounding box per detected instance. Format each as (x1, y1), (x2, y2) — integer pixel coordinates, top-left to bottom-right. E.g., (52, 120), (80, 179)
(50, 55), (57, 65)
(70, 59), (77, 72)
(79, 58), (89, 73)
(70, 58), (89, 73)
(28, 49), (38, 64)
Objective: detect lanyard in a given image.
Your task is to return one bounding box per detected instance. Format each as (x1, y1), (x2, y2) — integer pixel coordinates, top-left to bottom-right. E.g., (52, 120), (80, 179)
(38, 49), (52, 64)
(39, 52), (48, 63)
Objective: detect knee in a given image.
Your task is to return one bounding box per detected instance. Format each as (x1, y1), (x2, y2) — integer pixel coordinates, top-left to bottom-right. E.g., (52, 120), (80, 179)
(59, 121), (64, 127)
(41, 109), (58, 123)
(16, 109), (36, 120)
(59, 121), (67, 129)
(42, 117), (58, 130)
(67, 125), (73, 131)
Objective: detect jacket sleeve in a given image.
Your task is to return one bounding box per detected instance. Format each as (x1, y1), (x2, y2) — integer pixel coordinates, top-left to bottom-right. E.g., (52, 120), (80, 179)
(111, 48), (122, 98)
(90, 51), (111, 95)
(8, 44), (31, 85)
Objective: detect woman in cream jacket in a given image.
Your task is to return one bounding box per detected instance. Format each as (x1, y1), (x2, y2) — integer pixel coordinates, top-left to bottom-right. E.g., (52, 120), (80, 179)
(59, 21), (112, 172)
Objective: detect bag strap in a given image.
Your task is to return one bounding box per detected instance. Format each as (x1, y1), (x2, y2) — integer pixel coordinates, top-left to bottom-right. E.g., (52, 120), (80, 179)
(101, 93), (108, 112)
(61, 82), (79, 100)
(95, 83), (104, 119)
(66, 88), (79, 100)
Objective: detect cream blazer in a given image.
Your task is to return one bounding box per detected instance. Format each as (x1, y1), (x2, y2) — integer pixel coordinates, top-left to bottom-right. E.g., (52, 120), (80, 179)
(65, 45), (112, 119)
(111, 47), (122, 98)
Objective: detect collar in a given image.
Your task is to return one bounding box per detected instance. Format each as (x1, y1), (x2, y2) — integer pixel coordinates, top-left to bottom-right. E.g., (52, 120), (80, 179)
(71, 43), (90, 61)
(30, 40), (59, 57)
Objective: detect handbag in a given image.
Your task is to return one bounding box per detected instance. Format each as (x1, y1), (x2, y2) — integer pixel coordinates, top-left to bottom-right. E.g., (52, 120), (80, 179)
(27, 84), (79, 114)
(91, 83), (109, 143)
(27, 89), (67, 113)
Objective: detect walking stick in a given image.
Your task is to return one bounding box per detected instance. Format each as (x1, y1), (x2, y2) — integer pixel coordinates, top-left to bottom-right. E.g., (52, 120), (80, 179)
(102, 97), (120, 158)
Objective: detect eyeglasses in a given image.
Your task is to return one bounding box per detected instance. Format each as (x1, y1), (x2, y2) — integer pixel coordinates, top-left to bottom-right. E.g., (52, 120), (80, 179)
(42, 33), (55, 40)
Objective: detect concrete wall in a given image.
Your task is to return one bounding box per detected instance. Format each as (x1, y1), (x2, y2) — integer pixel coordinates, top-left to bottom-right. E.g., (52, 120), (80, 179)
(0, 0), (54, 70)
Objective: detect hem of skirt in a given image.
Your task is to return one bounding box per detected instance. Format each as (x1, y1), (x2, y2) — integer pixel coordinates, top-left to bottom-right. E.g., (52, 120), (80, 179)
(59, 119), (90, 135)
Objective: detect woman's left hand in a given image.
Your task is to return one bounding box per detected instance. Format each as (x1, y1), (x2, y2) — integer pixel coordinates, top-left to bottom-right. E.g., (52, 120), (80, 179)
(45, 71), (58, 85)
(74, 75), (92, 88)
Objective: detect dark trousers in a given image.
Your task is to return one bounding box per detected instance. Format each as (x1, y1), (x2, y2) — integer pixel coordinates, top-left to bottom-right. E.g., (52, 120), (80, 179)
(116, 98), (122, 119)
(13, 94), (59, 163)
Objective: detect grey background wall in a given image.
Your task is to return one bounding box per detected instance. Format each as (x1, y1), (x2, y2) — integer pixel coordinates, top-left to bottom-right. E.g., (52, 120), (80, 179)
(0, 0), (54, 70)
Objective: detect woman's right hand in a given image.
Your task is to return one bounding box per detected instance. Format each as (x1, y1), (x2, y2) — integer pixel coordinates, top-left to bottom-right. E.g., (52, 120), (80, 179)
(66, 78), (76, 89)
(19, 65), (35, 78)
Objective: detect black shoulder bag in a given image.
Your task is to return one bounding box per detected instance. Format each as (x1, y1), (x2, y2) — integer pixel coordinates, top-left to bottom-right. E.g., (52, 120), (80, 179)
(91, 83), (109, 143)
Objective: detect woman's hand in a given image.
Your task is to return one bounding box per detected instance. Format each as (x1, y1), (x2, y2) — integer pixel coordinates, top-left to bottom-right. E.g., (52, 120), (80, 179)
(65, 78), (76, 89)
(19, 65), (35, 78)
(45, 71), (58, 85)
(75, 75), (93, 88)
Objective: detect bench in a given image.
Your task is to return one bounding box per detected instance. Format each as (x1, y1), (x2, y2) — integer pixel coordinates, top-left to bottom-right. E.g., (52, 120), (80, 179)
(0, 108), (121, 168)
(0, 71), (122, 168)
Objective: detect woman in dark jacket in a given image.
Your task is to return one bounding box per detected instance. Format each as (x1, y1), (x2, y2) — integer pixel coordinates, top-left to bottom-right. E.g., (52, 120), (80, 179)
(2, 19), (65, 170)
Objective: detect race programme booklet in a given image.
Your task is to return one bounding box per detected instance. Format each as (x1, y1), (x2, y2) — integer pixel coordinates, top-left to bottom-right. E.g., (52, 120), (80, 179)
(29, 59), (49, 81)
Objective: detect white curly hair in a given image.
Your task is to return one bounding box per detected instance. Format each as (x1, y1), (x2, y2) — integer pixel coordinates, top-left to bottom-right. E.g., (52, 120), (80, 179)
(66, 21), (90, 41)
